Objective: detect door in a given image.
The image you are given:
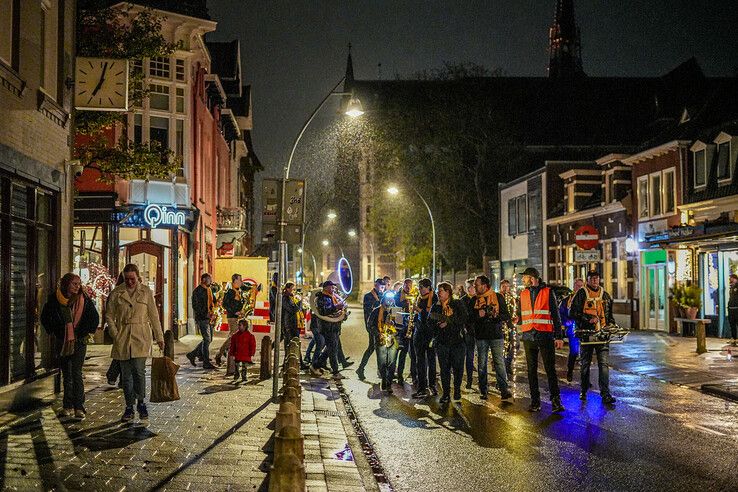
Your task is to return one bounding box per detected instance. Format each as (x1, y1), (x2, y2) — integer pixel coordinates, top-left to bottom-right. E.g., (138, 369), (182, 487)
(125, 240), (164, 325)
(644, 265), (667, 331)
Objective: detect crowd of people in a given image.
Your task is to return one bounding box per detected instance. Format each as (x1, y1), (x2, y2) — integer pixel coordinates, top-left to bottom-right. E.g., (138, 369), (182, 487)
(348, 267), (618, 412)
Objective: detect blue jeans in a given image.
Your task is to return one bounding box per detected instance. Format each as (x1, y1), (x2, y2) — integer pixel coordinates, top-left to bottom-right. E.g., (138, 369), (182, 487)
(310, 330), (325, 370)
(189, 320), (213, 365)
(358, 329), (377, 373)
(580, 344), (610, 396)
(476, 338), (508, 395)
(566, 323), (580, 374)
(60, 340), (87, 409)
(376, 343), (398, 389)
(119, 357), (147, 407)
(317, 328), (340, 374)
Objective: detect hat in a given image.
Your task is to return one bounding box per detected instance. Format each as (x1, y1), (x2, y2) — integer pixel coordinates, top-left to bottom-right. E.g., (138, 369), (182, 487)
(322, 280), (337, 287)
(520, 267), (540, 278)
(586, 270), (601, 278)
(374, 278), (385, 285)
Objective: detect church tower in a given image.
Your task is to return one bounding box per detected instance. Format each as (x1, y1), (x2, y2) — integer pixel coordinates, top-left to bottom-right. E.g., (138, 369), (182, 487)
(548, 0), (585, 78)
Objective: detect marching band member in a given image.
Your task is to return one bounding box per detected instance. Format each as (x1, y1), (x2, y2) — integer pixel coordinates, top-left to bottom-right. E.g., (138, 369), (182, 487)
(471, 275), (512, 401)
(518, 267), (564, 413)
(395, 278), (417, 386)
(281, 282), (303, 366)
(569, 270), (616, 405)
(460, 279), (476, 389)
(368, 293), (400, 393)
(430, 282), (468, 403)
(310, 280), (345, 379)
(559, 278), (584, 382)
(357, 278), (386, 381)
(499, 279), (519, 379)
(216, 274), (246, 369)
(412, 278), (438, 399)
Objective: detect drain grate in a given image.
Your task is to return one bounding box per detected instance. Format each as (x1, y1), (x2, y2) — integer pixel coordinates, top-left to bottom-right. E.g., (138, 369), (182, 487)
(315, 409), (346, 417)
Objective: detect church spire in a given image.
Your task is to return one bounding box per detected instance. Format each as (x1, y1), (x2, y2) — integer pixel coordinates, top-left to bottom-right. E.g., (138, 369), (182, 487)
(548, 0), (584, 78)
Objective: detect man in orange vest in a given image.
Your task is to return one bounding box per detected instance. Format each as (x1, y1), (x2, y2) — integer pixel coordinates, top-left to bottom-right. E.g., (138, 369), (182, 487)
(518, 267), (564, 413)
(570, 270), (616, 405)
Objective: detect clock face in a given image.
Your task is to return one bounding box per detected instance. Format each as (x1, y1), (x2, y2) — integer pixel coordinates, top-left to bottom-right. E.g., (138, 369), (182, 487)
(74, 57), (129, 111)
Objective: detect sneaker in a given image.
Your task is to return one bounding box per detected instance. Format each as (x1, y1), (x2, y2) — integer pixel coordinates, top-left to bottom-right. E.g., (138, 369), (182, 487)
(332, 373), (345, 380)
(241, 375), (248, 383)
(453, 390), (462, 401)
(121, 407), (135, 422)
(342, 361), (355, 369)
(500, 391), (513, 400)
(528, 401), (541, 412)
(580, 391), (587, 401)
(465, 381), (473, 390)
(566, 370), (573, 383)
(107, 379), (117, 387)
(439, 395), (451, 404)
(74, 408), (86, 420)
(602, 394), (616, 405)
(355, 368), (365, 380)
(411, 389), (429, 399)
(214, 354), (223, 366)
(551, 398), (565, 413)
(203, 362), (217, 370)
(232, 372), (240, 381)
(186, 353), (197, 367)
(137, 403), (149, 421)
(60, 408), (74, 418)
(309, 366), (323, 377)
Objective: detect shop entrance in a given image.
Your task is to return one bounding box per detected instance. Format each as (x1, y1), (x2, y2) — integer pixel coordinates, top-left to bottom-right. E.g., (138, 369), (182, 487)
(644, 265), (667, 331)
(124, 240), (164, 324)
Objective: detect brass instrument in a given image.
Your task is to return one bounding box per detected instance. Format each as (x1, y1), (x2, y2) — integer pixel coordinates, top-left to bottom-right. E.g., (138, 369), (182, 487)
(378, 317), (398, 348)
(309, 288), (349, 323)
(400, 288), (419, 339)
(576, 323), (630, 345)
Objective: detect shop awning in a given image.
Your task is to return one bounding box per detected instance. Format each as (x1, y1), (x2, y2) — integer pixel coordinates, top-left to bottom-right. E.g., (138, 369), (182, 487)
(643, 221), (738, 247)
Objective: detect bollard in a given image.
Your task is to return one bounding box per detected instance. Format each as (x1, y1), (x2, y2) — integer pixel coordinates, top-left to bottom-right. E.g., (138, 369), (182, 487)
(289, 338), (300, 356)
(268, 452), (305, 492)
(286, 376), (300, 390)
(275, 401), (300, 434)
(274, 425), (304, 462)
(282, 366), (299, 386)
(696, 320), (707, 355)
(260, 336), (272, 380)
(281, 385), (301, 411)
(287, 352), (299, 368)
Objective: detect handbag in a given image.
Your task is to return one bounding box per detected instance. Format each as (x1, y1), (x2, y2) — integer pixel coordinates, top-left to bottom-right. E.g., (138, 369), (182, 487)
(150, 356), (181, 402)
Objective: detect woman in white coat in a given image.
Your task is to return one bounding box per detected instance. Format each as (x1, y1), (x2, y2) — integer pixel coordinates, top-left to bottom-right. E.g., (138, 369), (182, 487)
(106, 263), (165, 422)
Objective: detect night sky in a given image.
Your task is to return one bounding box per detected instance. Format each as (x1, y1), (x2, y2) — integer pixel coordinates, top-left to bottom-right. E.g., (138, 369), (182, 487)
(206, 0), (738, 236)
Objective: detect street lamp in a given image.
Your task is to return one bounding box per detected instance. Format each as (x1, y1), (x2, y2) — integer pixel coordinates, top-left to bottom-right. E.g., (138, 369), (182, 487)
(322, 239), (330, 246)
(273, 76), (363, 400)
(327, 211), (337, 220)
(387, 184), (436, 286)
(347, 229), (356, 237)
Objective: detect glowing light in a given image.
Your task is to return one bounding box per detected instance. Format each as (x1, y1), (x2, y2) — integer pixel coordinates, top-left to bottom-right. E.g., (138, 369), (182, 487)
(327, 211), (337, 220)
(344, 97), (364, 118)
(625, 235), (638, 255)
(386, 186), (400, 195)
(322, 240), (330, 246)
(297, 247), (303, 253)
(347, 230), (357, 237)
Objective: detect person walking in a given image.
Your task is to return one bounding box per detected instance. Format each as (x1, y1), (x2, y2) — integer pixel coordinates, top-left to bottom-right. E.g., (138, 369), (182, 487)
(41, 273), (100, 419)
(368, 293), (399, 393)
(215, 274), (246, 368)
(281, 282), (304, 367)
(559, 278), (584, 382)
(229, 319), (256, 383)
(728, 274), (738, 346)
(431, 282), (467, 403)
(106, 272), (125, 387)
(570, 271), (617, 405)
(411, 278), (438, 399)
(106, 264), (165, 422)
(187, 273), (217, 369)
(518, 267), (564, 413)
(310, 280), (345, 379)
(357, 278), (385, 380)
(471, 275), (512, 401)
(460, 278), (476, 389)
(499, 279), (519, 379)
(395, 278), (418, 386)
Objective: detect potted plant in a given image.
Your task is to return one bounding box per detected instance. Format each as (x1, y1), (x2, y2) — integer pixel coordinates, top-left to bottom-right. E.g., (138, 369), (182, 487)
(670, 284), (686, 319)
(680, 285), (703, 319)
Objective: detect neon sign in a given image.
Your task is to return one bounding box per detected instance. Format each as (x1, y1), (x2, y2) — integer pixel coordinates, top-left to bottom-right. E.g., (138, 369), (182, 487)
(144, 204), (186, 228)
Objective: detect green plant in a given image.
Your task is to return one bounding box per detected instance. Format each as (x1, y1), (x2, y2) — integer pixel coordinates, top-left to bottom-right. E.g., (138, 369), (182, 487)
(671, 283), (702, 309)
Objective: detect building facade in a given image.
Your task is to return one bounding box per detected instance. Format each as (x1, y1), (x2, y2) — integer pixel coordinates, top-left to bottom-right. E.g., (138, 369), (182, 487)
(0, 0), (75, 388)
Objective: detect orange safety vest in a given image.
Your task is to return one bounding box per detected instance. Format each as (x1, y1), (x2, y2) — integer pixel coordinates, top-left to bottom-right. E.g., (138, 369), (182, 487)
(583, 286), (607, 330)
(520, 287), (554, 332)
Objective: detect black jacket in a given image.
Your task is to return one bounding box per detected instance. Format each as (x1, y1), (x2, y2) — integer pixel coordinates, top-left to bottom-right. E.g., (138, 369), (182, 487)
(316, 291), (342, 333)
(729, 284), (738, 309)
(429, 299), (467, 346)
(367, 304), (393, 337)
(559, 293), (576, 329)
(282, 293), (301, 337)
(569, 286), (615, 330)
(41, 293), (99, 339)
(413, 293), (438, 336)
(222, 288), (246, 318)
(192, 285), (213, 321)
(470, 291), (510, 340)
(363, 289), (382, 325)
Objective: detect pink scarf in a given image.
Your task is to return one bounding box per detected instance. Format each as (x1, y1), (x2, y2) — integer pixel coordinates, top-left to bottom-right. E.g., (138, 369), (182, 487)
(60, 295), (84, 356)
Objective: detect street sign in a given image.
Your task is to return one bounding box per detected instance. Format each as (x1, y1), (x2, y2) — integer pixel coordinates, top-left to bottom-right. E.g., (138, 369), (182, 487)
(574, 249), (601, 262)
(575, 225), (599, 250)
(262, 223), (302, 245)
(261, 178), (306, 226)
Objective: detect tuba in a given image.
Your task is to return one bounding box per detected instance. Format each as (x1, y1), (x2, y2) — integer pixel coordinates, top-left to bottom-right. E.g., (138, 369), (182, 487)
(309, 289), (349, 323)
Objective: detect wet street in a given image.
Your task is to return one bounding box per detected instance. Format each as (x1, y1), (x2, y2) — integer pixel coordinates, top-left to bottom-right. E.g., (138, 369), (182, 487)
(336, 311), (738, 492)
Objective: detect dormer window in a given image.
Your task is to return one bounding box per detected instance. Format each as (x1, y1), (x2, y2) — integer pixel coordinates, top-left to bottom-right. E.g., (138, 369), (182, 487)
(714, 132), (733, 184)
(693, 145), (707, 188)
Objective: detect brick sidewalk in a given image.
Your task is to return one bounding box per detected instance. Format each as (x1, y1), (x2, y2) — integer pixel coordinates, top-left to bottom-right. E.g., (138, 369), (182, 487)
(0, 333), (370, 491)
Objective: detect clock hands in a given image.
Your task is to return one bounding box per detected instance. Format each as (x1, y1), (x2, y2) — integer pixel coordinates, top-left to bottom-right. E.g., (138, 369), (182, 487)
(91, 62), (109, 97)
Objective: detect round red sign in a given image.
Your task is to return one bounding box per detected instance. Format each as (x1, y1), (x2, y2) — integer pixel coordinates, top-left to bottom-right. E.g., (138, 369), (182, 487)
(575, 225), (599, 250)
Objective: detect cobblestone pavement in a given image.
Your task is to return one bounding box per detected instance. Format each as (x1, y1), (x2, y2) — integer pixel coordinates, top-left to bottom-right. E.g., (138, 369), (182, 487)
(0, 333), (369, 492)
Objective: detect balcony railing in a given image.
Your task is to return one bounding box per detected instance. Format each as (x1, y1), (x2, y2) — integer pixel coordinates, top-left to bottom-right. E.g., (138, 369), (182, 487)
(217, 208), (247, 231)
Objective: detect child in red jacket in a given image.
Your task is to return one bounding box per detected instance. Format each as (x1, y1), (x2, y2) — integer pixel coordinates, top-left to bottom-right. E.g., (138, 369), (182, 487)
(229, 320), (256, 382)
